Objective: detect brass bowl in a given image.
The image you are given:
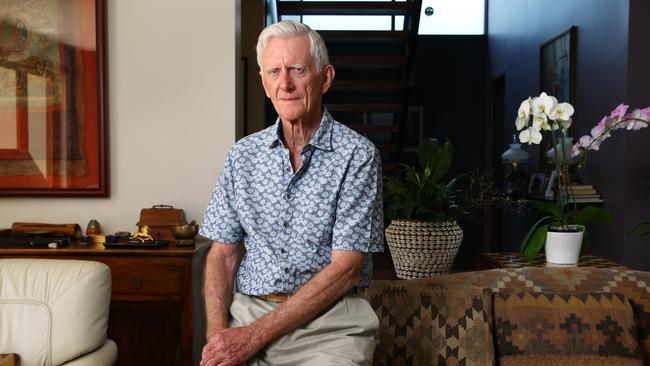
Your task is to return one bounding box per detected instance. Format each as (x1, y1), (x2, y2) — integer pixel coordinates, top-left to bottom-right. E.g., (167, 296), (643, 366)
(171, 224), (198, 239)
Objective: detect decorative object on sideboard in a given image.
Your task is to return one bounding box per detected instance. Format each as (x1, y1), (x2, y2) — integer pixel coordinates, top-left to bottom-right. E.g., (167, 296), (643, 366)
(515, 92), (648, 263)
(501, 134), (529, 200)
(172, 220), (199, 247)
(384, 139), (510, 278)
(137, 204), (186, 240)
(103, 226), (168, 249)
(384, 138), (463, 279)
(86, 219), (102, 235)
(11, 222), (81, 238)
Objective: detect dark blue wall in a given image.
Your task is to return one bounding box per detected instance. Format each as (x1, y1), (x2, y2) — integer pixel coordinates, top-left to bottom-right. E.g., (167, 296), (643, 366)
(488, 0), (650, 269)
(410, 35), (488, 270)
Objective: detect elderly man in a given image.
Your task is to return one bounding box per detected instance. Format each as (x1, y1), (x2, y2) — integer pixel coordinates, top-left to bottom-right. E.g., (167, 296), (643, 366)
(199, 20), (383, 366)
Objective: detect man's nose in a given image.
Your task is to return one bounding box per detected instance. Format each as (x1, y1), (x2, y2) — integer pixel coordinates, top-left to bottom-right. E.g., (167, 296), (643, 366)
(279, 69), (294, 90)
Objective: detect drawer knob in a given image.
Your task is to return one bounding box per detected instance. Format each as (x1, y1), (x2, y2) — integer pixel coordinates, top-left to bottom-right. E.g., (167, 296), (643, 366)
(132, 276), (144, 289)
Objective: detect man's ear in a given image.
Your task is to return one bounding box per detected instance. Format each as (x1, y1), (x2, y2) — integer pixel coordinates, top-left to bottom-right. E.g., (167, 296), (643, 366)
(320, 64), (335, 95)
(259, 70), (272, 98)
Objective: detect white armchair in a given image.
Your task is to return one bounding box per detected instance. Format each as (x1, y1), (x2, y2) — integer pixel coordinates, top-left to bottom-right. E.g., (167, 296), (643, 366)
(0, 259), (117, 365)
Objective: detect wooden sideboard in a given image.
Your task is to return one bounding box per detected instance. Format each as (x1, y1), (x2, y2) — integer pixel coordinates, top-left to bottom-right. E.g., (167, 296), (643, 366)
(0, 234), (210, 366)
(476, 252), (629, 270)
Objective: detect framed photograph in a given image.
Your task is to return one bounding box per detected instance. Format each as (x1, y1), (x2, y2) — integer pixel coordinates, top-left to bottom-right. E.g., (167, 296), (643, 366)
(544, 170), (559, 199)
(402, 106), (423, 152)
(0, 0), (109, 196)
(527, 171), (547, 196)
(539, 26), (576, 166)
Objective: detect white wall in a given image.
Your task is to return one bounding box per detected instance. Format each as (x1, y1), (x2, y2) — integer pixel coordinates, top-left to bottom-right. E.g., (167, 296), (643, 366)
(0, 0), (239, 234)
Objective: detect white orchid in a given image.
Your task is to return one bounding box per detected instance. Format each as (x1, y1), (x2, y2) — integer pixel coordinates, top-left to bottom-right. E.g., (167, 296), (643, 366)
(515, 92), (573, 147)
(515, 98), (532, 131)
(532, 92), (557, 117)
(532, 114), (550, 130)
(549, 102), (575, 121)
(519, 126), (542, 145)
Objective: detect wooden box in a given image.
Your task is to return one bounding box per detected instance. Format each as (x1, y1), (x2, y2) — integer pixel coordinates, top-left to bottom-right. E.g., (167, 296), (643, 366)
(137, 205), (186, 240)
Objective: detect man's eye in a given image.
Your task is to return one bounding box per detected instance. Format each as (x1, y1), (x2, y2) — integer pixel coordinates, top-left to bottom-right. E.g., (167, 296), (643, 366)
(268, 69), (279, 76)
(291, 67), (304, 75)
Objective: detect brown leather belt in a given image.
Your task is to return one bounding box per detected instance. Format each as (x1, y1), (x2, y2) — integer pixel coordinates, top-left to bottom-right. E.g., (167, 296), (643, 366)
(255, 288), (360, 303)
(256, 293), (292, 303)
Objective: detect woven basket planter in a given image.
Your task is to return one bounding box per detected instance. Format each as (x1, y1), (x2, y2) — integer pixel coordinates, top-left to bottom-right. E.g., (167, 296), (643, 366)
(385, 220), (464, 279)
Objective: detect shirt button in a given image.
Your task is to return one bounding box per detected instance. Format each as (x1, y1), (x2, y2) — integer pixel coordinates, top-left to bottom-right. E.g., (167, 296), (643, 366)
(280, 248), (286, 254)
(284, 267), (289, 273)
(283, 222), (289, 228)
(285, 193), (291, 200)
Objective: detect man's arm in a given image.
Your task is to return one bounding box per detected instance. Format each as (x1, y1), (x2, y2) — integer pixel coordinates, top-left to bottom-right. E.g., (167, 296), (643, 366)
(203, 241), (242, 339)
(199, 249), (364, 366)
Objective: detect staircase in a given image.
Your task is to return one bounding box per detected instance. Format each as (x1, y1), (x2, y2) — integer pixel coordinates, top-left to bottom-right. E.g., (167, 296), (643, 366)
(270, 0), (423, 175)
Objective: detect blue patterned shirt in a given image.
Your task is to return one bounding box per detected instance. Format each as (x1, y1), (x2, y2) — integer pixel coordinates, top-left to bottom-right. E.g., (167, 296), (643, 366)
(200, 109), (384, 295)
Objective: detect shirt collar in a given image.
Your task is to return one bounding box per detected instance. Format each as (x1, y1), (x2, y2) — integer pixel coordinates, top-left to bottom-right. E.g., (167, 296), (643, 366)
(267, 107), (334, 151)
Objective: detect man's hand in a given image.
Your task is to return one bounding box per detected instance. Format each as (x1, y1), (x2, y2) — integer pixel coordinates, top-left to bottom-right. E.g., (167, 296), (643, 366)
(200, 326), (262, 366)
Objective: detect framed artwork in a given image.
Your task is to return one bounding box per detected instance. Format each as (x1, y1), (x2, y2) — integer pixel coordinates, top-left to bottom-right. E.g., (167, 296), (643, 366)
(0, 0), (109, 196)
(544, 170), (559, 199)
(527, 171), (547, 196)
(539, 26), (576, 166)
(402, 106), (423, 152)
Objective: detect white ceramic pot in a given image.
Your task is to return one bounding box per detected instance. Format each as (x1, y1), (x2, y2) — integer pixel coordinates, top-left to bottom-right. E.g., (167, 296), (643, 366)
(544, 226), (584, 265)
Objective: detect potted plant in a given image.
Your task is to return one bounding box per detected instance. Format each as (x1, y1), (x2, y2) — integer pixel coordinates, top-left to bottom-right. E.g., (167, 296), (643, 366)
(515, 93), (650, 263)
(384, 138), (506, 278)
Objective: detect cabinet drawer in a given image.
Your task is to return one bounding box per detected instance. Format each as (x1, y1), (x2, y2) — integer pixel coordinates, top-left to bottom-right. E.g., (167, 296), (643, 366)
(102, 258), (185, 295)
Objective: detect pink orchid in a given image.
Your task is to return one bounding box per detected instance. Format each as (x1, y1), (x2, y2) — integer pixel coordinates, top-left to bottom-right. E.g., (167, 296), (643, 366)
(590, 117), (607, 137)
(623, 109), (650, 130)
(571, 143), (582, 157)
(589, 139), (602, 151)
(579, 135), (592, 147)
(609, 103), (629, 121)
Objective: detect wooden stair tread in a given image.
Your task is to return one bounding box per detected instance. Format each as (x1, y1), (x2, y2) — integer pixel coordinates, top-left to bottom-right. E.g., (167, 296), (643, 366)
(331, 81), (402, 90)
(326, 103), (400, 112)
(319, 30), (411, 40)
(278, 1), (414, 16)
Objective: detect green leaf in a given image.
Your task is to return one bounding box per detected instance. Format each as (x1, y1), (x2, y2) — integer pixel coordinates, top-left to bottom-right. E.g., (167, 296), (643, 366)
(429, 140), (454, 182)
(580, 230), (589, 255)
(522, 225), (548, 262)
(573, 206), (613, 225)
(520, 215), (553, 251)
(626, 222), (650, 237)
(530, 200), (562, 220)
(417, 138), (440, 171)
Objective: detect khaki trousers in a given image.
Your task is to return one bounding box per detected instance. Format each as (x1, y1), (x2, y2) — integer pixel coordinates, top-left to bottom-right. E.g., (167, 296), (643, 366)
(230, 292), (379, 366)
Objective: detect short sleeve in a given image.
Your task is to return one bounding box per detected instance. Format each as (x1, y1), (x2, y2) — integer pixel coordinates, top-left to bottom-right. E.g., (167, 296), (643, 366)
(199, 148), (244, 244)
(331, 145), (384, 253)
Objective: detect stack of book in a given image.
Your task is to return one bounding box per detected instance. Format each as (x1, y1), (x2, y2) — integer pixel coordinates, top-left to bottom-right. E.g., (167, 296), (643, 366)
(567, 184), (604, 203)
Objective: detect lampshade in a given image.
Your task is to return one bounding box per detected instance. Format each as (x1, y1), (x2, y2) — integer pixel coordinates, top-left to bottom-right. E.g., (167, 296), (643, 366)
(547, 136), (577, 162)
(501, 135), (529, 164)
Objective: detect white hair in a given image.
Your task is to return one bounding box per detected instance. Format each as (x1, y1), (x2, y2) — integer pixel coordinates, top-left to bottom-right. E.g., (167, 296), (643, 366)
(256, 20), (329, 72)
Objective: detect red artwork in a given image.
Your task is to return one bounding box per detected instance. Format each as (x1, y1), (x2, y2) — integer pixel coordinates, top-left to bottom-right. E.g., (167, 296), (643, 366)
(0, 0), (108, 196)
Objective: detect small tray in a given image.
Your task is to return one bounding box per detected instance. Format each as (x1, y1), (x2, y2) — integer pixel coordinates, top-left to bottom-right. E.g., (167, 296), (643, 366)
(103, 240), (169, 249)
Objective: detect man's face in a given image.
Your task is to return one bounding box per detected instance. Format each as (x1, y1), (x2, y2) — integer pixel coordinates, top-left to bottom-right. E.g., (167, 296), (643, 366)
(259, 35), (334, 124)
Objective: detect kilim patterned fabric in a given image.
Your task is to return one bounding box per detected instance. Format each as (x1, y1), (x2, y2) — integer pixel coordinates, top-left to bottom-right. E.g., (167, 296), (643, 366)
(493, 292), (642, 365)
(419, 267), (650, 365)
(481, 252), (629, 269)
(0, 354), (20, 366)
(364, 280), (495, 366)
